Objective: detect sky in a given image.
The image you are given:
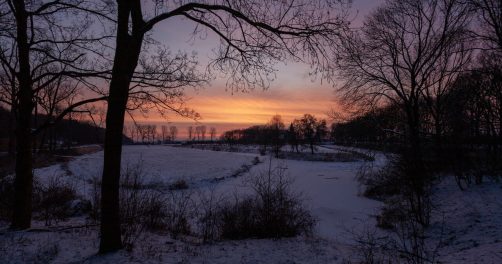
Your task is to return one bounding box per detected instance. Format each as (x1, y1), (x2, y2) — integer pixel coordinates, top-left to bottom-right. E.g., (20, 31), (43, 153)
(128, 0), (383, 138)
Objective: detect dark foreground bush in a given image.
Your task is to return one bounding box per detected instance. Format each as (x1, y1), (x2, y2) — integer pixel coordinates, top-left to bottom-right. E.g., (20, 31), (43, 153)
(357, 154), (403, 200)
(354, 152), (439, 264)
(168, 179), (188, 190)
(95, 161), (193, 250)
(358, 152), (433, 228)
(1, 174), (78, 225)
(119, 162), (167, 249)
(0, 176), (14, 221)
(214, 165), (316, 239)
(34, 177), (78, 226)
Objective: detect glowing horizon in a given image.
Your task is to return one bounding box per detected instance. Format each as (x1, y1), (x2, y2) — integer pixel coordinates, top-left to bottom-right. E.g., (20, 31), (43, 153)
(123, 0), (382, 139)
(126, 82), (339, 139)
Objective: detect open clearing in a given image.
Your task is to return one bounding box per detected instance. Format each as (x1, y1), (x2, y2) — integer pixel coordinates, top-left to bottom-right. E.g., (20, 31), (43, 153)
(1, 145), (501, 263)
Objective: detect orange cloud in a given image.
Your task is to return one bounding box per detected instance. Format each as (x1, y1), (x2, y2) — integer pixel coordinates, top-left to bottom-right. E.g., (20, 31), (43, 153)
(141, 89), (337, 125)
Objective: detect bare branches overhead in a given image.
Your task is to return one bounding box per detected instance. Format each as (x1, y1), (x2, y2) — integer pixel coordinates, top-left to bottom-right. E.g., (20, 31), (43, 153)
(336, 0), (472, 109)
(135, 0), (349, 92)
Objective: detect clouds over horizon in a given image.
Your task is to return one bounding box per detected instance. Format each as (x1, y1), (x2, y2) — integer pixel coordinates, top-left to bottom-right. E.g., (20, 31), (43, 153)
(135, 82), (338, 125)
(122, 0), (382, 136)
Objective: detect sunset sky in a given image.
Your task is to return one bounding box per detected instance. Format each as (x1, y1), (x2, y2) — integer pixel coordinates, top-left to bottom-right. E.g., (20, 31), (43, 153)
(127, 0), (383, 138)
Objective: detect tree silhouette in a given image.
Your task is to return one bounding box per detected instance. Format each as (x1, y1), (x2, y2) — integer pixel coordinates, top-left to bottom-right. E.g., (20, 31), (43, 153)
(1, 0), (111, 229)
(99, 0), (348, 252)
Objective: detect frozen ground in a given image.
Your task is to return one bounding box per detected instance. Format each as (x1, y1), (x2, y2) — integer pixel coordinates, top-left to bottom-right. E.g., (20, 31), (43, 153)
(36, 145), (382, 240)
(180, 143), (374, 162)
(432, 178), (502, 263)
(1, 145), (501, 263)
(34, 145), (261, 191)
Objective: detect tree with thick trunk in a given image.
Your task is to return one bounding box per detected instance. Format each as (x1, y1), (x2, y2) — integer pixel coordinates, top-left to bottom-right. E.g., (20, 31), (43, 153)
(336, 0), (472, 226)
(10, 0), (33, 230)
(99, 0), (348, 253)
(100, 5), (143, 248)
(2, 0), (112, 229)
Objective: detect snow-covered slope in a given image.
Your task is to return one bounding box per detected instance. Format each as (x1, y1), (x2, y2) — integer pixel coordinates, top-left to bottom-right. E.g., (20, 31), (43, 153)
(1, 145), (501, 263)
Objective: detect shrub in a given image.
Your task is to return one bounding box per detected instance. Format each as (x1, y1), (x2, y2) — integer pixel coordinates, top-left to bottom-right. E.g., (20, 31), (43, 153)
(197, 189), (224, 242)
(164, 189), (194, 238)
(356, 155), (402, 200)
(142, 192), (168, 230)
(33, 177), (77, 226)
(0, 176), (14, 221)
(119, 162), (167, 250)
(216, 164), (316, 239)
(1, 174), (78, 225)
(252, 156), (261, 165)
(89, 176), (101, 222)
(218, 197), (257, 239)
(168, 179), (189, 190)
(90, 160), (194, 250)
(348, 227), (397, 264)
(375, 198), (406, 230)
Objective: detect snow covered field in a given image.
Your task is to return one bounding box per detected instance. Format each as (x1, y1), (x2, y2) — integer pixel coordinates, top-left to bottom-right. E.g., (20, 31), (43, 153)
(36, 145), (382, 240)
(1, 145), (501, 263)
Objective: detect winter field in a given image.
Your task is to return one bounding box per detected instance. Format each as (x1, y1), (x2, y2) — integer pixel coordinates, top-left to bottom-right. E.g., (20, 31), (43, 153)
(1, 145), (501, 263)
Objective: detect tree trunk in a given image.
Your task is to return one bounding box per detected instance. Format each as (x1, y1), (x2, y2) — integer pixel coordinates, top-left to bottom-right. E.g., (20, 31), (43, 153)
(11, 0), (34, 230)
(434, 114), (443, 152)
(38, 130), (47, 153)
(99, 82), (127, 253)
(33, 103), (38, 153)
(405, 104), (430, 227)
(7, 103), (16, 156)
(99, 0), (144, 253)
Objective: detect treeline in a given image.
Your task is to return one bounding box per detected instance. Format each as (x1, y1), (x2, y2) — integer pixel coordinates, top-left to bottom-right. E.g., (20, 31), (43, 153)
(123, 124), (217, 144)
(330, 104), (405, 148)
(123, 124), (178, 144)
(330, 1), (502, 261)
(0, 107), (131, 152)
(332, 51), (502, 158)
(187, 125), (217, 142)
(221, 114), (328, 156)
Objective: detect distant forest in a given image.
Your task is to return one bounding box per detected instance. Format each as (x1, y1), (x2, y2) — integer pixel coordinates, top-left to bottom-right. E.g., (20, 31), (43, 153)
(0, 107), (132, 151)
(331, 60), (502, 152)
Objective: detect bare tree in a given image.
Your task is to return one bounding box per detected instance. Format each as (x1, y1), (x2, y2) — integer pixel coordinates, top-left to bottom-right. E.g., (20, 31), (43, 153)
(336, 0), (471, 226)
(200, 125), (207, 141)
(136, 124), (145, 144)
(209, 127), (217, 141)
(297, 114), (324, 154)
(99, 0), (348, 253)
(338, 0), (471, 148)
(169, 125), (178, 142)
(128, 124), (137, 143)
(188, 126), (194, 141)
(194, 125), (205, 141)
(1, 0), (111, 230)
(469, 0), (502, 51)
(195, 126), (200, 141)
(0, 7), (17, 155)
(288, 122), (300, 153)
(268, 115), (285, 157)
(161, 125), (168, 143)
(148, 125), (157, 144)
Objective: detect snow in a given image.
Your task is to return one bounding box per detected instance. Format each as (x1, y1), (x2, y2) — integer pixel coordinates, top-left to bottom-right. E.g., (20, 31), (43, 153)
(34, 145), (260, 196)
(1, 145), (501, 263)
(431, 178), (502, 263)
(278, 159), (380, 241)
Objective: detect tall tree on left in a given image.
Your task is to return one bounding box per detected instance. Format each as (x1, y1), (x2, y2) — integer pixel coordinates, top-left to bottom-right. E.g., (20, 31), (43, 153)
(1, 0), (112, 229)
(9, 0), (32, 229)
(98, 0), (349, 253)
